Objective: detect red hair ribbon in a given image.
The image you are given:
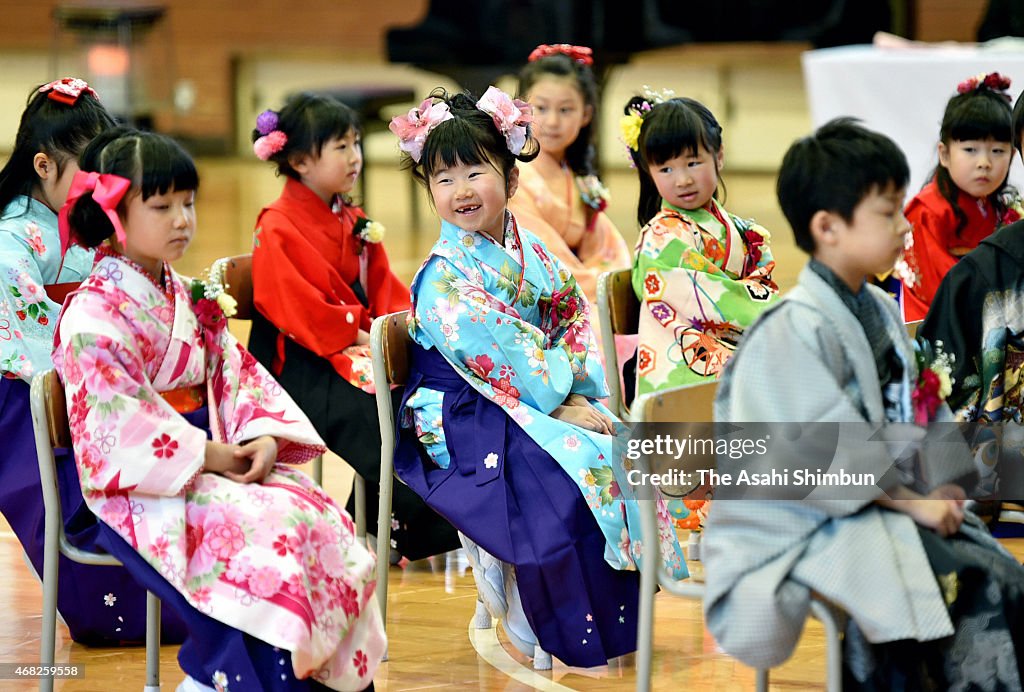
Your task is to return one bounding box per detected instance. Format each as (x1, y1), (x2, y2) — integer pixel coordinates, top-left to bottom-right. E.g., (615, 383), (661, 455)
(38, 78), (100, 106)
(527, 44), (593, 66)
(58, 170), (132, 255)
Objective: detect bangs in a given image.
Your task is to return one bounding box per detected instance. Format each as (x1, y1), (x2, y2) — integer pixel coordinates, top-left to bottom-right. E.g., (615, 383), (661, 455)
(421, 117), (499, 176)
(139, 138), (199, 199)
(946, 94), (1012, 143)
(643, 104), (718, 165)
(309, 103), (361, 153)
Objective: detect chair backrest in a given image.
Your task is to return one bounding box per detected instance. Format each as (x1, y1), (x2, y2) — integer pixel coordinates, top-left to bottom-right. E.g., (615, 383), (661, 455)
(220, 254), (254, 321)
(597, 268), (640, 418)
(630, 380), (718, 424)
(376, 310), (412, 386)
(42, 370), (71, 449)
(905, 319), (922, 339)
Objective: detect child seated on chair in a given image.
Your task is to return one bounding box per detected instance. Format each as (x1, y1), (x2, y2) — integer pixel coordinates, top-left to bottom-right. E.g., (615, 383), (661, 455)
(54, 129), (383, 691)
(703, 118), (1024, 689)
(247, 93), (458, 562)
(387, 87), (686, 669)
(622, 91), (779, 399)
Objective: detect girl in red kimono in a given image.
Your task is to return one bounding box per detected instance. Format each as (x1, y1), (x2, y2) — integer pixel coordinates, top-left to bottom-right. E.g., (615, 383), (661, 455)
(248, 93), (457, 560)
(901, 72), (1021, 321)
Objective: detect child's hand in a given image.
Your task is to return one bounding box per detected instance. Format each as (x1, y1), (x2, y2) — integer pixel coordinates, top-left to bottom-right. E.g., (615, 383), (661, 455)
(204, 441), (248, 476)
(562, 393), (591, 408)
(223, 436), (278, 484)
(905, 497), (964, 537)
(552, 402), (615, 436)
(356, 329), (371, 346)
(876, 484), (964, 536)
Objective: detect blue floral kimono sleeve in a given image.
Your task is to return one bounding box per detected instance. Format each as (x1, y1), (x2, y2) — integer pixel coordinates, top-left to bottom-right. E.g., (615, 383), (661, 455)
(413, 254), (577, 415)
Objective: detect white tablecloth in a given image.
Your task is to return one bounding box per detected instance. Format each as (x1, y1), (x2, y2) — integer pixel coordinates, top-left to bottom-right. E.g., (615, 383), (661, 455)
(803, 44), (1024, 194)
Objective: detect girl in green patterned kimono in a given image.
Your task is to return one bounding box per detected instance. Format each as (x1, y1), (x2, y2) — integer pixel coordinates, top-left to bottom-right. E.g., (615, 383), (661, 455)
(622, 93), (779, 397)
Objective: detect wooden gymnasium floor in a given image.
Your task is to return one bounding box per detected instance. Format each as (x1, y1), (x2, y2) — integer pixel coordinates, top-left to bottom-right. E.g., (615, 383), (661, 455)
(1, 159), (1021, 691)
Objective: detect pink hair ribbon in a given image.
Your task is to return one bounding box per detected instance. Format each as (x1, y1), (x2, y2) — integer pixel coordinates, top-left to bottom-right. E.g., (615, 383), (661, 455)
(476, 86), (533, 156)
(58, 170), (132, 254)
(389, 97), (454, 162)
(39, 78), (99, 106)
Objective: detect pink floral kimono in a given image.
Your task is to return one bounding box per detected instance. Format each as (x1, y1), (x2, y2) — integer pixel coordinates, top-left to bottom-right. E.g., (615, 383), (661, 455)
(53, 248), (385, 691)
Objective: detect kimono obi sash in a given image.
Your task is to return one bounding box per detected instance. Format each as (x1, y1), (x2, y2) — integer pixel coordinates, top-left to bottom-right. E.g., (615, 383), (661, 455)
(399, 344), (507, 488)
(45, 281), (81, 305)
(159, 384), (206, 414)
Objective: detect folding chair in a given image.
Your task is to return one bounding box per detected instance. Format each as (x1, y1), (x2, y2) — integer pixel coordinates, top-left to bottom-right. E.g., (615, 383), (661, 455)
(369, 310), (412, 658)
(30, 369), (162, 692)
(631, 382), (841, 692)
(597, 268), (640, 419)
(216, 255), (332, 495)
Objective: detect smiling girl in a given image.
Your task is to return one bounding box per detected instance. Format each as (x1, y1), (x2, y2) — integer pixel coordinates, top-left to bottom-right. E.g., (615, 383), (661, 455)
(388, 86), (686, 670)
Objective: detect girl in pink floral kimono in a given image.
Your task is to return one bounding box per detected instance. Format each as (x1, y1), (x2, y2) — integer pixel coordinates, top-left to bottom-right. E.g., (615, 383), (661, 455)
(54, 130), (384, 691)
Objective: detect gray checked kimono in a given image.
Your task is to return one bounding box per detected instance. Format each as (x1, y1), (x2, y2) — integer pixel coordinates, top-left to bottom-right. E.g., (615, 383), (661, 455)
(703, 264), (1001, 672)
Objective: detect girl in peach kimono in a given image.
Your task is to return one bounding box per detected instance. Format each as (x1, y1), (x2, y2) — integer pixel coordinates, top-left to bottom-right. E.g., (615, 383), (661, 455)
(54, 130), (383, 691)
(511, 45), (631, 351)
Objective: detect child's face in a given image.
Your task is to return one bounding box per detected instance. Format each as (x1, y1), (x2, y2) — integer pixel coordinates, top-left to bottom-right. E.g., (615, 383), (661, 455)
(119, 187), (196, 277)
(33, 153), (80, 214)
(938, 137), (1012, 199)
(828, 183), (910, 283)
(650, 145), (723, 211)
(295, 128), (362, 204)
(427, 157), (517, 241)
(526, 76), (592, 160)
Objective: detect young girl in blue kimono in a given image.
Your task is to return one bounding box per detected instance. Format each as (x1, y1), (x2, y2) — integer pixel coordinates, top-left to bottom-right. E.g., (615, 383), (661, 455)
(0, 79), (186, 645)
(388, 87), (686, 669)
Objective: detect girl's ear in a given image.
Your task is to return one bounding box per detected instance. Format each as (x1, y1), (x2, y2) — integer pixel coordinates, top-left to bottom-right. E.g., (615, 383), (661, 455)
(288, 152), (310, 176)
(581, 103), (594, 128)
(715, 145), (725, 172)
(809, 209), (838, 248)
(506, 165), (520, 199)
(33, 152), (55, 181)
(938, 141), (950, 168)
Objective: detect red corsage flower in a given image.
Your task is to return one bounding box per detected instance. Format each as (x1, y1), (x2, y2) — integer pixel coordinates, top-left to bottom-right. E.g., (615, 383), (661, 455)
(194, 297), (226, 332)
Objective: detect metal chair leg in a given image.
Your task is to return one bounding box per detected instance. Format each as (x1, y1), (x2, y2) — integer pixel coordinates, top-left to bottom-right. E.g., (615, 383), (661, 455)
(354, 474), (367, 545)
(144, 591), (161, 691)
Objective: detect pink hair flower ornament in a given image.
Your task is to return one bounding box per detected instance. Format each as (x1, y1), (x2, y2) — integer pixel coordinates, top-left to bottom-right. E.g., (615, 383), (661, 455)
(39, 77), (99, 106)
(253, 109), (287, 160)
(476, 86), (533, 156)
(389, 97), (454, 162)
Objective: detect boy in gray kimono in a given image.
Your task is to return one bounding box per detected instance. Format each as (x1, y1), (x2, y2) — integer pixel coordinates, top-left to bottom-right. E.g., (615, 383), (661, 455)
(703, 118), (1024, 690)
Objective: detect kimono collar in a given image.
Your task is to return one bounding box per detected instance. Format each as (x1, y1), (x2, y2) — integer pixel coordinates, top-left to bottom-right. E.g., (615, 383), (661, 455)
(790, 264), (913, 423)
(662, 198), (729, 229)
(280, 177), (339, 217)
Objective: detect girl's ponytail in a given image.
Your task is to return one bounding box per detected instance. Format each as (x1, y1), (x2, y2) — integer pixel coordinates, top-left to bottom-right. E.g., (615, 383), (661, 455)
(68, 190), (117, 248)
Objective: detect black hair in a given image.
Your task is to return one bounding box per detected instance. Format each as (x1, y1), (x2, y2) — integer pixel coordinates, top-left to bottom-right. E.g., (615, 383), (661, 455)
(0, 81), (115, 213)
(408, 88), (539, 196)
(777, 117), (909, 255)
(1014, 89), (1024, 155)
(626, 96), (725, 226)
(930, 85), (1013, 235)
(252, 92), (361, 181)
(516, 52), (599, 177)
(68, 130), (199, 248)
